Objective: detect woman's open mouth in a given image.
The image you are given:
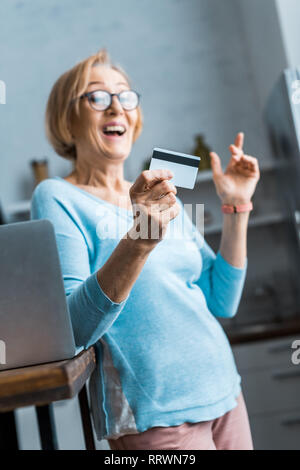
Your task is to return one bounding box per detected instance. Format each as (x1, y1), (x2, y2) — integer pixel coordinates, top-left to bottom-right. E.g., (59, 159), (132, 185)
(102, 125), (127, 140)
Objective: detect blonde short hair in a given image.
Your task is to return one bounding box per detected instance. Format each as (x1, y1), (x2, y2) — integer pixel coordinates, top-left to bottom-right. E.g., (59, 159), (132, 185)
(45, 48), (143, 161)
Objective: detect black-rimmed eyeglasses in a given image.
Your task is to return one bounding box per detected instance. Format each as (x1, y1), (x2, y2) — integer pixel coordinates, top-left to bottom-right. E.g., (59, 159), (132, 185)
(79, 89), (140, 111)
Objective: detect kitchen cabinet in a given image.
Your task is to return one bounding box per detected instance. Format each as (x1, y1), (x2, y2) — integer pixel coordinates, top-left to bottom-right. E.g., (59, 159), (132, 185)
(250, 408), (300, 450)
(233, 335), (297, 371)
(233, 335), (300, 450)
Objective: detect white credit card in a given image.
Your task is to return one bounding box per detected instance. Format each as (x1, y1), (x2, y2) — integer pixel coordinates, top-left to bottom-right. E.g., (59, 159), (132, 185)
(149, 148), (200, 189)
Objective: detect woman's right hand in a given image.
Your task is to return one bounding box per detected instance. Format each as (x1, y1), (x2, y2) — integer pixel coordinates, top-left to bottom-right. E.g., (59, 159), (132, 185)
(128, 169), (181, 251)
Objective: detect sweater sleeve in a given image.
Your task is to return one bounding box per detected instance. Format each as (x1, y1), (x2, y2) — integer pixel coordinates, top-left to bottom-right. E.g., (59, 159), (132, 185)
(178, 197), (247, 318)
(30, 181), (129, 349)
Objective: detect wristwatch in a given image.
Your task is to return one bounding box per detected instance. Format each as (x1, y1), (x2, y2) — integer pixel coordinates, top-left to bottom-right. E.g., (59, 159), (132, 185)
(221, 202), (253, 214)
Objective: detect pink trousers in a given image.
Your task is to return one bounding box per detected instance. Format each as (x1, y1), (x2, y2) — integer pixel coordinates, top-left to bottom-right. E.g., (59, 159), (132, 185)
(108, 392), (253, 450)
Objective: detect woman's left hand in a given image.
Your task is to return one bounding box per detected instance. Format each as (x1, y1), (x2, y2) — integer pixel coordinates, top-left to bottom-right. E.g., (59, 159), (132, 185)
(209, 132), (260, 205)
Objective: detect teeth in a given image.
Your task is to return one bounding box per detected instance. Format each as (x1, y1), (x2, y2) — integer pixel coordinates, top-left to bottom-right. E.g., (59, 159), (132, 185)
(103, 125), (126, 133)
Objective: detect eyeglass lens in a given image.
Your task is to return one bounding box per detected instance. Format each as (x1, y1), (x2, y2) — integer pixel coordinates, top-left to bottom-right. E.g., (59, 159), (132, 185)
(89, 90), (139, 110)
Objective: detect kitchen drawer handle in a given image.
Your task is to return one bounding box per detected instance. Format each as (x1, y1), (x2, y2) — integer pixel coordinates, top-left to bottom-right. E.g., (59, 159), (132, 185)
(272, 369), (300, 380)
(268, 342), (293, 354)
(281, 416), (300, 427)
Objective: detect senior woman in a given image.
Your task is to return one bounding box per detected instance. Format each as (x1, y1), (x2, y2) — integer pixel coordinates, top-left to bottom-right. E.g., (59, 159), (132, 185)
(31, 49), (260, 450)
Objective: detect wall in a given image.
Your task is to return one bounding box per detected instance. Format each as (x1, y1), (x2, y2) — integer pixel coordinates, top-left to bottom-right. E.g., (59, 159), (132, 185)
(234, 0), (288, 113)
(276, 0), (300, 67)
(0, 0), (275, 212)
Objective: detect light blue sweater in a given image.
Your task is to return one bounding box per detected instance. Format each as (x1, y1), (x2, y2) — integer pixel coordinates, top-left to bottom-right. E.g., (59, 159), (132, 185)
(30, 176), (247, 441)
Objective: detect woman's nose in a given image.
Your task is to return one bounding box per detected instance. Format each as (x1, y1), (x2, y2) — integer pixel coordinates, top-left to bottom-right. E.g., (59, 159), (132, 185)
(108, 95), (124, 114)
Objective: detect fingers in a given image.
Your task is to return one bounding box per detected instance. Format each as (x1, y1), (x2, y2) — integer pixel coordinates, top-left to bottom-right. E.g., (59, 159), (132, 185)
(130, 200), (181, 246)
(140, 190), (176, 213)
(209, 151), (223, 177)
(229, 144), (243, 157)
(158, 201), (181, 222)
(146, 202), (181, 241)
(156, 192), (177, 212)
(234, 132), (244, 150)
(151, 180), (177, 212)
(150, 179), (177, 200)
(130, 170), (177, 213)
(129, 170), (180, 248)
(229, 132), (245, 158)
(131, 169), (173, 193)
(161, 201), (181, 221)
(235, 154), (260, 175)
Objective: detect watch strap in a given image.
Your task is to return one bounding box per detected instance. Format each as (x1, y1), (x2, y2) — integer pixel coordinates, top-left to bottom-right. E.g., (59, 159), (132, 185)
(221, 201), (253, 214)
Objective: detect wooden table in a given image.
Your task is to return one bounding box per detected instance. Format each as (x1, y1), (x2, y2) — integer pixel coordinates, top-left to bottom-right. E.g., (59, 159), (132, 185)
(0, 347), (96, 450)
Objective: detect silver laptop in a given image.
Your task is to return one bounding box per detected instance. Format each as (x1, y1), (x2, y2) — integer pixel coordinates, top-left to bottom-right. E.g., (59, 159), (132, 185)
(0, 219), (77, 370)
